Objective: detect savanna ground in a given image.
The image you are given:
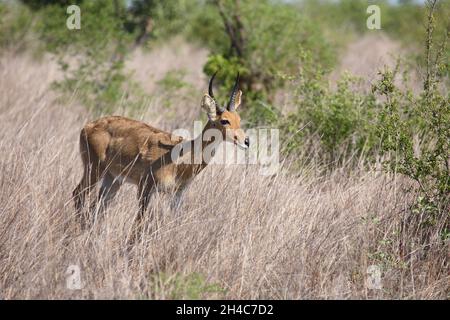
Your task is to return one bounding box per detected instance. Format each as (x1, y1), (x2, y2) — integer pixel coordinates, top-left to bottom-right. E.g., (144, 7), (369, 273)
(0, 0), (448, 299)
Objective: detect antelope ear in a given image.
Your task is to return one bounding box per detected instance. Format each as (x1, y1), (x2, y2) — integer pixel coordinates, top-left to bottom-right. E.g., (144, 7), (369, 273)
(234, 90), (242, 110)
(201, 94), (218, 121)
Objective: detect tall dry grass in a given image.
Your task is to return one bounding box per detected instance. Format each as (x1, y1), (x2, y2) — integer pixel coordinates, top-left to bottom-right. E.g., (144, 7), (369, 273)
(0, 51), (448, 299)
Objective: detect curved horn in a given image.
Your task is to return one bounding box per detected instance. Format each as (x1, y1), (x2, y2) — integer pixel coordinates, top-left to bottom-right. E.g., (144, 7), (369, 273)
(208, 71), (225, 113)
(227, 72), (240, 111)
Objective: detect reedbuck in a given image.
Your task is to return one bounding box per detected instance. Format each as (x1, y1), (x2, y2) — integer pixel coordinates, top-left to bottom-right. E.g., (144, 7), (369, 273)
(72, 72), (249, 226)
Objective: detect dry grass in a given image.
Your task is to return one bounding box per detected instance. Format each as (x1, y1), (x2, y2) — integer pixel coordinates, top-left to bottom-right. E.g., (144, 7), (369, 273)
(0, 52), (448, 300)
(329, 33), (422, 93)
(126, 37), (208, 94)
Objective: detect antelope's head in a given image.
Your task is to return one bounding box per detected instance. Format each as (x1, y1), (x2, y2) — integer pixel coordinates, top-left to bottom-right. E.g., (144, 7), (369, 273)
(201, 72), (250, 150)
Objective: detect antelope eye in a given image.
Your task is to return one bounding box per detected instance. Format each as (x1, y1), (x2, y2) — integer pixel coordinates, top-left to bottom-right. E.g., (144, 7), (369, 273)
(220, 119), (230, 125)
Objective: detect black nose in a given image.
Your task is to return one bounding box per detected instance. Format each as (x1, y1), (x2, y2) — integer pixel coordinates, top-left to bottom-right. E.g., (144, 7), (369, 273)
(244, 137), (250, 147)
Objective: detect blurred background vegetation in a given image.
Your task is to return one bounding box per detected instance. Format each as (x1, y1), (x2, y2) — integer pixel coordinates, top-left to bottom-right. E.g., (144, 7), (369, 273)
(0, 0), (448, 216)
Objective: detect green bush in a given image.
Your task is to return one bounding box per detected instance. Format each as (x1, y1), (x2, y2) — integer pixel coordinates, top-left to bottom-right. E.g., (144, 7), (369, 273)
(281, 51), (379, 164)
(281, 1), (449, 183)
(27, 0), (147, 114)
(375, 67), (449, 215)
(375, 1), (449, 231)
